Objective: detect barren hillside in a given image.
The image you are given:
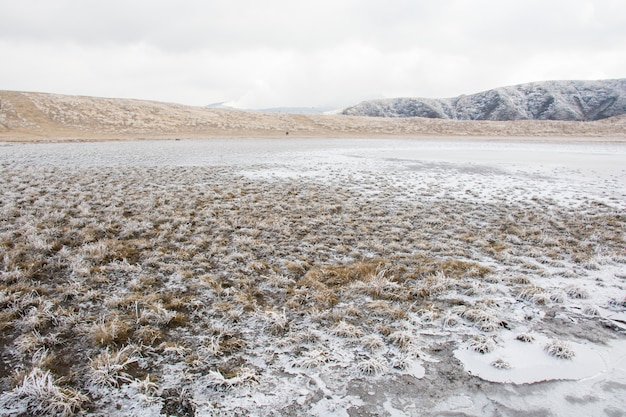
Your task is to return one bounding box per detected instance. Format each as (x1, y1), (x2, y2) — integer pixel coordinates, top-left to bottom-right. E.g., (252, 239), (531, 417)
(1, 90), (625, 142)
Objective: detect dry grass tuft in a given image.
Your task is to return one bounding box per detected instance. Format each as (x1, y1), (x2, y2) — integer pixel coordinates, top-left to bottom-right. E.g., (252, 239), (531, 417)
(88, 345), (140, 387)
(544, 339), (575, 360)
(467, 335), (497, 354)
(515, 333), (535, 343)
(565, 285), (590, 300)
(0, 367), (89, 417)
(332, 321), (364, 338)
(296, 348), (330, 369)
(515, 286), (550, 305)
(357, 357), (388, 375)
(90, 317), (133, 347)
(207, 367), (258, 389)
(490, 358), (511, 370)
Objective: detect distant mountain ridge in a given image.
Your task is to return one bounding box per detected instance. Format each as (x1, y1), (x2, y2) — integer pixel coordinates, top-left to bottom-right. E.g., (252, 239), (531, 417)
(342, 79), (626, 121)
(2, 89), (625, 142)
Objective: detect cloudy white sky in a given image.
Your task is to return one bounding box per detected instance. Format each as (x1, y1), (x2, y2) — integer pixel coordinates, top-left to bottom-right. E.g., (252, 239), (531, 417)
(1, 0), (624, 109)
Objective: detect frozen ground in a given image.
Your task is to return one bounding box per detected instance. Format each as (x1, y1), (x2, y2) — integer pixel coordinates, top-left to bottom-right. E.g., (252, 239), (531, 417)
(0, 138), (625, 416)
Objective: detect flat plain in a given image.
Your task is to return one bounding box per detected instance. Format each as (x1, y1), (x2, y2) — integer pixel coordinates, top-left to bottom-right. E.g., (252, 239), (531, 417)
(0, 138), (625, 416)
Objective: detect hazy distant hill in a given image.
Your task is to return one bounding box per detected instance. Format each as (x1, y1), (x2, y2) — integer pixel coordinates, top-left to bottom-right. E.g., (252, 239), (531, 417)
(255, 106), (338, 115)
(205, 102), (335, 115)
(342, 79), (626, 121)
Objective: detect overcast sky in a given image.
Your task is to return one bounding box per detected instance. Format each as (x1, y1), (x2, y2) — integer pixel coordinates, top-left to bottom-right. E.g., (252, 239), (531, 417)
(1, 0), (624, 109)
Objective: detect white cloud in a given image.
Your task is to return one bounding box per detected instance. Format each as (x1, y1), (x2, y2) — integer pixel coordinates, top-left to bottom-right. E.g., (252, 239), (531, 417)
(1, 0), (624, 108)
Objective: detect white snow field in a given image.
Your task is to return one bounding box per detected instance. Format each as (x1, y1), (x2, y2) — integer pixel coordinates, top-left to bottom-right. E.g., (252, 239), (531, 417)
(0, 138), (625, 416)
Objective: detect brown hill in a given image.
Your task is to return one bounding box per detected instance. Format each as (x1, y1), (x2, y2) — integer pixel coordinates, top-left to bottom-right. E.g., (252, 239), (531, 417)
(1, 90), (624, 142)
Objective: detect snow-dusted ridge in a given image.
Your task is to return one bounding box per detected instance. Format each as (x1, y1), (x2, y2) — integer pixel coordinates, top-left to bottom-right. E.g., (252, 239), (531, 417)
(342, 79), (626, 121)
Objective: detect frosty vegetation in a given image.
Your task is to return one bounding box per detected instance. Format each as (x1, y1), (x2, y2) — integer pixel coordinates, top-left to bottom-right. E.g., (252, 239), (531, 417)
(0, 147), (624, 415)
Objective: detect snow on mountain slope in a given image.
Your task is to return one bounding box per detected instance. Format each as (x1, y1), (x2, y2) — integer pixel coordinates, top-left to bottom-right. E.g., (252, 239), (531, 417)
(342, 79), (626, 121)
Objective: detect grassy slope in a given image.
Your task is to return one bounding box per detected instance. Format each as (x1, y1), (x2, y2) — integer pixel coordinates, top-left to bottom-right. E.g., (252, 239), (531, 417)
(1, 90), (625, 142)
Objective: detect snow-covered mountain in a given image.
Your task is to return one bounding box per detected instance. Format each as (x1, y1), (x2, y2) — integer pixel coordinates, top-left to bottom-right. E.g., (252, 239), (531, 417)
(342, 79), (626, 121)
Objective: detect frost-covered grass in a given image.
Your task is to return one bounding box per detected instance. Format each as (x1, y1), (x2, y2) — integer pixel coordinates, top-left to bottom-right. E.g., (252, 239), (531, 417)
(468, 335), (497, 354)
(0, 140), (624, 416)
(0, 368), (88, 417)
(544, 339), (576, 360)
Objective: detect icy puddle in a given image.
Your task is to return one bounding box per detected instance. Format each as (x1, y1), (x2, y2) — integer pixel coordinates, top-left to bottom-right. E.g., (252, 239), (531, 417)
(455, 332), (626, 384)
(0, 138), (624, 416)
